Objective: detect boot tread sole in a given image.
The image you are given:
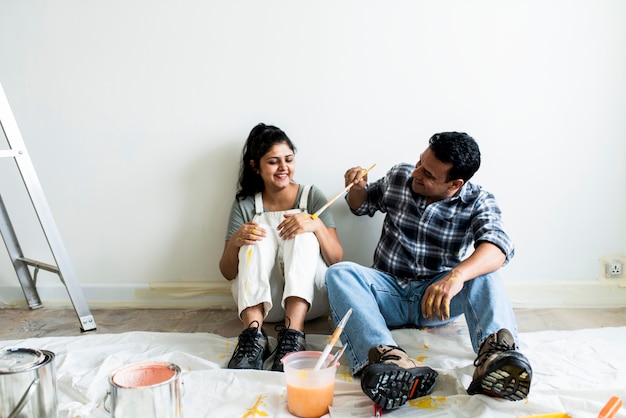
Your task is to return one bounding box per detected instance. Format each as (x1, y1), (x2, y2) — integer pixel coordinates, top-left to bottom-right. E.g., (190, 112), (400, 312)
(468, 362), (531, 401)
(361, 363), (438, 410)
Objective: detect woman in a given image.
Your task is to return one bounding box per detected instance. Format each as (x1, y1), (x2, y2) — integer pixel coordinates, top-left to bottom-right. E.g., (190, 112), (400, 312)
(219, 123), (343, 371)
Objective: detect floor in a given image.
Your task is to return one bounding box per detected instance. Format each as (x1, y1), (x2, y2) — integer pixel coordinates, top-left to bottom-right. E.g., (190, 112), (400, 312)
(1, 304), (626, 342)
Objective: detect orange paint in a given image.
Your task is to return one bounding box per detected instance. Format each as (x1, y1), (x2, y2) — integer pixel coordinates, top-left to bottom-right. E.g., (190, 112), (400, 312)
(286, 382), (334, 418)
(112, 363), (176, 388)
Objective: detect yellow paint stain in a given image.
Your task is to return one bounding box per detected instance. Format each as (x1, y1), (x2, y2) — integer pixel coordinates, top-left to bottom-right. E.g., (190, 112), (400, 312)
(423, 344), (429, 349)
(298, 370), (308, 379)
(244, 248), (253, 295)
(337, 370), (353, 382)
(242, 394), (269, 417)
(221, 340), (234, 360)
(408, 395), (446, 410)
(416, 356), (427, 362)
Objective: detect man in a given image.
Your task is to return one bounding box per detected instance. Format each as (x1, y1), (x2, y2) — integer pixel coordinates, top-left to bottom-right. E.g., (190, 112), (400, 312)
(325, 132), (532, 411)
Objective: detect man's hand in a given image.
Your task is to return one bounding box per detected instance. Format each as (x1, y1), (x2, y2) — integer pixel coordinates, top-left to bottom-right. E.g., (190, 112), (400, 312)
(421, 272), (464, 321)
(344, 166), (368, 191)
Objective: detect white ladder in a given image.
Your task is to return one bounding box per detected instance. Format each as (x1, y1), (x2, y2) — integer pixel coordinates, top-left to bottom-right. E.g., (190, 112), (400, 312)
(0, 82), (96, 332)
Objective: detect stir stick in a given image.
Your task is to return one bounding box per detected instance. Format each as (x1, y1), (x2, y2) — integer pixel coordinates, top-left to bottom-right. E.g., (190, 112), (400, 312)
(330, 344), (348, 366)
(313, 308), (352, 371)
(310, 164), (376, 220)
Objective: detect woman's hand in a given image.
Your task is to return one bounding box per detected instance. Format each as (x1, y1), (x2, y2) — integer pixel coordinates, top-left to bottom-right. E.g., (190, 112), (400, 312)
(234, 222), (266, 247)
(278, 213), (319, 240)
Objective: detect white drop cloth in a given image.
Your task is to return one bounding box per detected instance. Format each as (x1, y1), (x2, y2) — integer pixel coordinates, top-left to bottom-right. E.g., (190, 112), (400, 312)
(1, 325), (625, 418)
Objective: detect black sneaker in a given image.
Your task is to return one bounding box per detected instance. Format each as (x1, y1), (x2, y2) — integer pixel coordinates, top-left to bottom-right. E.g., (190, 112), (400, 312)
(227, 321), (270, 370)
(467, 328), (532, 401)
(360, 345), (438, 411)
(271, 327), (306, 372)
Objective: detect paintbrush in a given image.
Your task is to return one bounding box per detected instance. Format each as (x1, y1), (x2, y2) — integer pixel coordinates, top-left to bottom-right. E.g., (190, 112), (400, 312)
(598, 396), (622, 418)
(329, 344), (347, 366)
(313, 308), (352, 371)
(310, 164), (376, 220)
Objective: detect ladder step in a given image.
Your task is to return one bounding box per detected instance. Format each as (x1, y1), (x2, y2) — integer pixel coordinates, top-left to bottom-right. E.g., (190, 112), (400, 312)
(17, 257), (60, 274)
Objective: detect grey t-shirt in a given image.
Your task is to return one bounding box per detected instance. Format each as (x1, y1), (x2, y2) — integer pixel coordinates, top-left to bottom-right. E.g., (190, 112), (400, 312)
(225, 184), (336, 240)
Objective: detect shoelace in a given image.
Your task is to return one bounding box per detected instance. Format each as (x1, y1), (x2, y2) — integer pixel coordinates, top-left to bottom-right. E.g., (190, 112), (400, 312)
(234, 322), (263, 359)
(275, 327), (303, 357)
(377, 346), (406, 363)
(379, 351), (403, 362)
(473, 339), (515, 367)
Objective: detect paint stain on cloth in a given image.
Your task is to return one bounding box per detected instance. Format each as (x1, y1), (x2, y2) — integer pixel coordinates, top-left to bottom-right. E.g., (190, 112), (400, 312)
(242, 394), (269, 417)
(409, 395), (447, 409)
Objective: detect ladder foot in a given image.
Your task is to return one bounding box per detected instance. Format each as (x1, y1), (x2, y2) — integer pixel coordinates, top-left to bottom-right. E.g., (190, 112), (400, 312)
(80, 315), (97, 332)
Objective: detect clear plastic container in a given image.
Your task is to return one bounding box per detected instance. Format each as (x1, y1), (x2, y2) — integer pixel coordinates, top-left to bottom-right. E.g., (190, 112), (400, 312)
(282, 351), (337, 418)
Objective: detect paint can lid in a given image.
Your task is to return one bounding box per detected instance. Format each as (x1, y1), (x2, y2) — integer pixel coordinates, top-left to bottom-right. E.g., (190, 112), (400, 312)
(0, 348), (46, 373)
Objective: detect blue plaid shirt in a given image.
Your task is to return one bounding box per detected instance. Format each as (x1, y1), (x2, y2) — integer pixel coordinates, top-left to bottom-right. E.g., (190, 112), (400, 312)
(351, 163), (514, 287)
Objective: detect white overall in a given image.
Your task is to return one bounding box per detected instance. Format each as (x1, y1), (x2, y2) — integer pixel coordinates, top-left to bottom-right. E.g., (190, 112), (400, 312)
(231, 185), (329, 323)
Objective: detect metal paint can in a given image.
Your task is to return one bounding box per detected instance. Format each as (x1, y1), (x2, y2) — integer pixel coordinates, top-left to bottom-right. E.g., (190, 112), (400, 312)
(0, 347), (58, 418)
(104, 361), (183, 417)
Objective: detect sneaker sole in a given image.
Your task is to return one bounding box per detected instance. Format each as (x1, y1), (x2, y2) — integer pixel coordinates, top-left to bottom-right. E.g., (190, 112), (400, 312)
(361, 364), (438, 410)
(468, 360), (532, 401)
(227, 347), (271, 370)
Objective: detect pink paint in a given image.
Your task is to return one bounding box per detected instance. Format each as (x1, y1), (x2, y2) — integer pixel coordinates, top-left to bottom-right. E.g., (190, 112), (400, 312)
(111, 363), (177, 388)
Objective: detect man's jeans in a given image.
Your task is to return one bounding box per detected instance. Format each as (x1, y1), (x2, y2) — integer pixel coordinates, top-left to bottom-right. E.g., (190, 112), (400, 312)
(325, 261), (519, 375)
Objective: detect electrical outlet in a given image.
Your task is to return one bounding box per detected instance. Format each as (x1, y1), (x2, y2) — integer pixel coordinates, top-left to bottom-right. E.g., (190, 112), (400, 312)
(599, 254), (626, 280)
(606, 260), (623, 277)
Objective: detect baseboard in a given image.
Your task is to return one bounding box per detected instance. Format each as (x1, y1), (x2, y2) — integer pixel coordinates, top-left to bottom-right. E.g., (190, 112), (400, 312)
(505, 279), (626, 308)
(1, 279), (625, 309)
(0, 281), (237, 309)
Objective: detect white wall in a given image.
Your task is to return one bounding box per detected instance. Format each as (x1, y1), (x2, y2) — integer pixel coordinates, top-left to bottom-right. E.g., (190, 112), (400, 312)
(1, 1), (625, 308)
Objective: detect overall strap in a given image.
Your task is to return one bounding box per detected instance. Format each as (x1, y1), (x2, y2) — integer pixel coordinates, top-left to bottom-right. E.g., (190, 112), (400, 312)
(254, 185), (310, 215)
(254, 192), (263, 215)
(298, 185), (311, 211)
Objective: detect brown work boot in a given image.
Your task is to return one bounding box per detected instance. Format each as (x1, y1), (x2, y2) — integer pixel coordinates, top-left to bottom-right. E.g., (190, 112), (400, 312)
(467, 328), (532, 401)
(360, 345), (438, 410)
